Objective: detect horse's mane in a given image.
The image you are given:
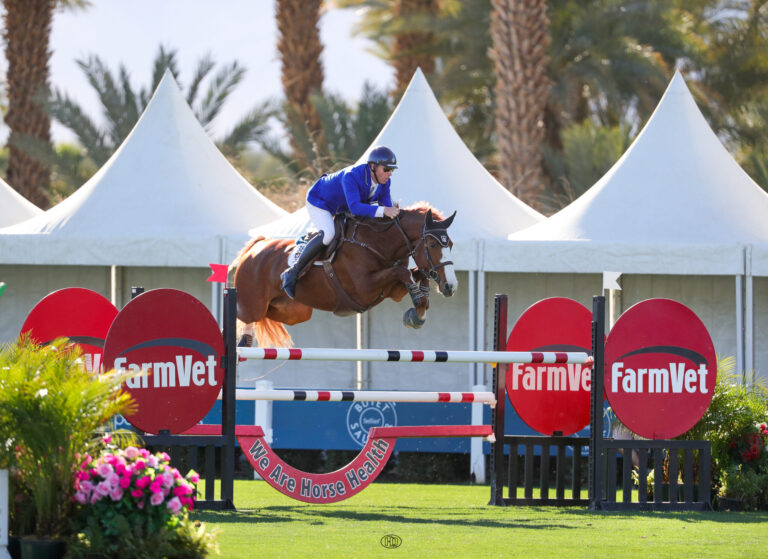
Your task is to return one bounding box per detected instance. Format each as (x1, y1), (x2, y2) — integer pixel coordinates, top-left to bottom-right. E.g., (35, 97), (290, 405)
(402, 201), (444, 220)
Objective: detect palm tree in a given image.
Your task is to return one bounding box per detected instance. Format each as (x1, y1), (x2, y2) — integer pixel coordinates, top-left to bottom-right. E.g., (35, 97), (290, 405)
(263, 82), (392, 175)
(490, 0), (551, 208)
(391, 0), (440, 94)
(47, 46), (273, 168)
(275, 0), (326, 171)
(3, 0), (56, 208)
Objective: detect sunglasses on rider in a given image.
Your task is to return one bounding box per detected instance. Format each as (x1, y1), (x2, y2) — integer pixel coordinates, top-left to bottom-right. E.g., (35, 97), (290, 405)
(381, 166), (395, 173)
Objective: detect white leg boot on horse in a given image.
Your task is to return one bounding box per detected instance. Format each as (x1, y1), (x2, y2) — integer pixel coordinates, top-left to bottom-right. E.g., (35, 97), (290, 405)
(280, 232), (325, 299)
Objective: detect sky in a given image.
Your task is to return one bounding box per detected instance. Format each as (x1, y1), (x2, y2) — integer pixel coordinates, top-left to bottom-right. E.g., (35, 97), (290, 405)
(39, 0), (393, 143)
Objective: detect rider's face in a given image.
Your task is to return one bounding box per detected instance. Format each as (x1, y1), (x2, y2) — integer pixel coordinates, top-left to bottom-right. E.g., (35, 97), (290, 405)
(372, 164), (394, 184)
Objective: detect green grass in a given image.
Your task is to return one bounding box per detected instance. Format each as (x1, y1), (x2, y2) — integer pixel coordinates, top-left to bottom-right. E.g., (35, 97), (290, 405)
(192, 480), (768, 558)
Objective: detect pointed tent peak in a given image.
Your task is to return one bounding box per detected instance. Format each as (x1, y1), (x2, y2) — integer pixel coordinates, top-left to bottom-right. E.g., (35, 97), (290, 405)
(404, 67), (430, 92)
(511, 68), (768, 245)
(0, 54), (285, 256)
(354, 68), (542, 241)
(144, 68), (188, 114)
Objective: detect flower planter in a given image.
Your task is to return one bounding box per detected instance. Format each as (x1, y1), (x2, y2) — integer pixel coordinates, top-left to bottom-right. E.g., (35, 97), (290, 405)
(18, 539), (66, 559)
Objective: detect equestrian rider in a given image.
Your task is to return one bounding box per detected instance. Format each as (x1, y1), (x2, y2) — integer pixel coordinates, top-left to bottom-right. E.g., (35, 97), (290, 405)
(280, 146), (401, 298)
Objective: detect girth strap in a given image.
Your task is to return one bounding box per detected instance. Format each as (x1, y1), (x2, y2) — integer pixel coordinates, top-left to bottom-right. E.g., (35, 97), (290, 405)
(321, 260), (384, 315)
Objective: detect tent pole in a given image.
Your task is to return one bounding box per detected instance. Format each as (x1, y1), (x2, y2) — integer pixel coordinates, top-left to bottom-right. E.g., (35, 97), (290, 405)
(110, 265), (117, 306)
(477, 270), (486, 384)
(736, 271), (745, 384)
(745, 245), (754, 384)
(468, 269), (476, 388)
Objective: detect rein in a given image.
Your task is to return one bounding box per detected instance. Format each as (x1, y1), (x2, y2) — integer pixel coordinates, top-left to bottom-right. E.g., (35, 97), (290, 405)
(342, 213), (453, 281)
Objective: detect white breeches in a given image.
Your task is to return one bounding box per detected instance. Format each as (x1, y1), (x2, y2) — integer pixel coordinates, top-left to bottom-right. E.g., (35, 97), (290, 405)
(307, 203), (335, 245)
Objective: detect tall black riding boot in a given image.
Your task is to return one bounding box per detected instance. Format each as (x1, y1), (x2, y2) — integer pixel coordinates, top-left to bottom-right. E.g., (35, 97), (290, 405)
(280, 232), (325, 299)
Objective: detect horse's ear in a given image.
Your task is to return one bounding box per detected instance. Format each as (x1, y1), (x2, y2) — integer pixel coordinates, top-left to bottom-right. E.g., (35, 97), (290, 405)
(425, 209), (434, 227)
(442, 211), (457, 229)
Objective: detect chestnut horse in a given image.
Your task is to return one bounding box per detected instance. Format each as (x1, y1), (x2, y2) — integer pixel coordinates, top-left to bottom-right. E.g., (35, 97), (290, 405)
(230, 203), (458, 347)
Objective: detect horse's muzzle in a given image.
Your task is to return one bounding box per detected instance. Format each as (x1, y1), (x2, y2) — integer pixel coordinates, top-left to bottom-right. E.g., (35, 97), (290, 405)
(440, 280), (457, 297)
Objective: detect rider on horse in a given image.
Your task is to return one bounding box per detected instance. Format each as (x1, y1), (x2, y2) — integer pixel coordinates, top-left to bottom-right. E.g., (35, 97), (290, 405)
(280, 146), (402, 298)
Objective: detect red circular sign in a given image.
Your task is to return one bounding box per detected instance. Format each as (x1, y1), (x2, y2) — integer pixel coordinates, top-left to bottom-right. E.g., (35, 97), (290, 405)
(505, 297), (593, 436)
(103, 289), (225, 434)
(21, 288), (118, 373)
(604, 298), (716, 439)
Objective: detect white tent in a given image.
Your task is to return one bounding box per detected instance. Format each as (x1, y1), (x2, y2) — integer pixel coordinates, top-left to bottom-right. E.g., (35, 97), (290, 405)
(0, 71), (286, 267)
(0, 178), (41, 226)
(0, 71), (286, 342)
(493, 71), (768, 380)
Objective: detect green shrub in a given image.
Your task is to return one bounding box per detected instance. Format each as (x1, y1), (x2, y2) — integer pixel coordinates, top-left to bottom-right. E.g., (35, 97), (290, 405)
(0, 336), (135, 538)
(680, 355), (768, 507)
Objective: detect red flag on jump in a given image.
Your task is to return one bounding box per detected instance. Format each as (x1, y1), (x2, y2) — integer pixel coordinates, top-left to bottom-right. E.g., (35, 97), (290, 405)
(207, 264), (229, 284)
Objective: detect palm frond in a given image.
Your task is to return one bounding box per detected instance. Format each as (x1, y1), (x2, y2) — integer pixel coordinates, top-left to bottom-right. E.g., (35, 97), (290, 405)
(195, 61), (246, 127)
(217, 100), (275, 158)
(186, 53), (216, 107)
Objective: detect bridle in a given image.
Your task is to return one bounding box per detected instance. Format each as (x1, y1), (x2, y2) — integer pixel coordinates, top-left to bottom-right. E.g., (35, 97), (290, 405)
(393, 216), (453, 282)
(340, 213), (453, 282)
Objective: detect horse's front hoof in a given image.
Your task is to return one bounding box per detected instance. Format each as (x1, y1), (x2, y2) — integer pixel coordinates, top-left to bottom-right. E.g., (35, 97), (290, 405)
(403, 308), (426, 329)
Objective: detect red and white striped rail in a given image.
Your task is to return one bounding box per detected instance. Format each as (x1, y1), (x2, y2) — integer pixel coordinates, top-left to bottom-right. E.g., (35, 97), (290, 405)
(226, 388), (496, 405)
(237, 347), (592, 365)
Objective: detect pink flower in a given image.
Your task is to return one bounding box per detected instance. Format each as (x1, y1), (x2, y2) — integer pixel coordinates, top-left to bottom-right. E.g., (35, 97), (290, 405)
(97, 463), (114, 477)
(158, 452), (170, 462)
(124, 446), (140, 460)
(188, 472), (200, 484)
(150, 480), (163, 494)
(136, 476), (152, 489)
(77, 470), (90, 481)
(119, 476), (131, 489)
(150, 492), (164, 506)
(102, 434), (112, 444)
(131, 489), (143, 498)
(106, 473), (120, 487)
(161, 472), (175, 488)
(137, 501), (145, 509)
(135, 460), (146, 470)
(173, 485), (192, 497)
(74, 492), (88, 504)
(115, 463), (127, 476)
(147, 455), (159, 468)
(166, 496), (182, 514)
(96, 481), (112, 496)
(139, 449), (150, 459)
(109, 487), (124, 501)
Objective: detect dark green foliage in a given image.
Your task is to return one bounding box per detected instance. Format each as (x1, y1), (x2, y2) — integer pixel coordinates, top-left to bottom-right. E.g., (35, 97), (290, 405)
(47, 45), (273, 168)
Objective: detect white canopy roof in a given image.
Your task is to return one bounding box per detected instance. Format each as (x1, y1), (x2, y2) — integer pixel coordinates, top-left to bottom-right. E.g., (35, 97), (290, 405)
(250, 68), (543, 268)
(0, 178), (41, 226)
(497, 71), (768, 275)
(0, 71), (286, 267)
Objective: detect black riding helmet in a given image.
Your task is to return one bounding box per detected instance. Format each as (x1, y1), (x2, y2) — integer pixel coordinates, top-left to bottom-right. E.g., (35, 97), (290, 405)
(367, 146), (397, 169)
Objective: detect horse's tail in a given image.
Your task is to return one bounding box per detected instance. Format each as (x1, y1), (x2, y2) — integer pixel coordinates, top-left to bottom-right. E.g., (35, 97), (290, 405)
(254, 317), (293, 348)
(229, 236), (266, 273)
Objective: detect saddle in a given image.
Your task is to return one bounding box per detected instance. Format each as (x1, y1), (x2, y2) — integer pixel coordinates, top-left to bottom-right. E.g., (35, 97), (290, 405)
(292, 215), (346, 265)
(293, 214), (385, 316)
